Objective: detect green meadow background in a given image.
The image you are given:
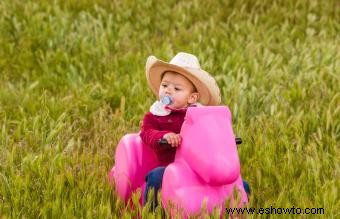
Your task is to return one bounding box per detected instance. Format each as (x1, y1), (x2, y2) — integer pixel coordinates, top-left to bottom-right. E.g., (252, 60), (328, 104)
(0, 0), (339, 218)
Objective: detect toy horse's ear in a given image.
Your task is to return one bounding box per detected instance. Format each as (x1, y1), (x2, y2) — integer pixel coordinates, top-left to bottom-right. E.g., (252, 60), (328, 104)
(225, 107), (232, 123)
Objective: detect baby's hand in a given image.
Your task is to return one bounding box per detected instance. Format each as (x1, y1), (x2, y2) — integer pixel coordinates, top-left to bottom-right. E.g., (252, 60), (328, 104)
(163, 133), (181, 147)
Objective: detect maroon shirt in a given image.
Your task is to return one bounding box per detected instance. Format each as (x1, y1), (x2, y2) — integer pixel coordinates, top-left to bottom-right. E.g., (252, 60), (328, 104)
(140, 109), (187, 166)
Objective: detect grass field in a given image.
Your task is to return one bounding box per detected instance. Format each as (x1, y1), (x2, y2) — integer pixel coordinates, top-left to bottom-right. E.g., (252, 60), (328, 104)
(0, 0), (339, 218)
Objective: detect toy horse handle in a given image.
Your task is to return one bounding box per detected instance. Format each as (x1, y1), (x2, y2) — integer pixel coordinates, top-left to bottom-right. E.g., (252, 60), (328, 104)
(159, 137), (243, 145)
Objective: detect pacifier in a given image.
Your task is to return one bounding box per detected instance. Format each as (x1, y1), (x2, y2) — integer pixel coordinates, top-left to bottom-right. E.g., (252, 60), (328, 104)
(160, 95), (173, 105)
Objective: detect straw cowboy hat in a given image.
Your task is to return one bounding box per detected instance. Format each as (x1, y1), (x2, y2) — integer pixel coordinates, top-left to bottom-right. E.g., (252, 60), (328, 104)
(145, 52), (221, 106)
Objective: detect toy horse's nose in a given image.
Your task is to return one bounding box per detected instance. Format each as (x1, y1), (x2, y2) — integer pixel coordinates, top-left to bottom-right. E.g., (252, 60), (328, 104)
(200, 155), (240, 186)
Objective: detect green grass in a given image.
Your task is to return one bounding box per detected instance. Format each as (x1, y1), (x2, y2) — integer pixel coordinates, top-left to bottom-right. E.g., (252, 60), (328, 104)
(0, 0), (339, 218)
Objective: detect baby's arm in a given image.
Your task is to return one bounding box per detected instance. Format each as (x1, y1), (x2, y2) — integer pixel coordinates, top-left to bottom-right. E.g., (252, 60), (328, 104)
(140, 112), (171, 150)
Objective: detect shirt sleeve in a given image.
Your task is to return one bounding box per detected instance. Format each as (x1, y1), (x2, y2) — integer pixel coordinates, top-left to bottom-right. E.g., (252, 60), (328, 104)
(140, 112), (171, 151)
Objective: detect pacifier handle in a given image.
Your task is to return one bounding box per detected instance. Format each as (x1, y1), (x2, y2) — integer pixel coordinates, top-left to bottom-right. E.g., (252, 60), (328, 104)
(160, 95), (172, 105)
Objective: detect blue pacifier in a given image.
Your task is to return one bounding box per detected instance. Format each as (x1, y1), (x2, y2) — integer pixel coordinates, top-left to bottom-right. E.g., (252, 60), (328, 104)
(160, 95), (173, 105)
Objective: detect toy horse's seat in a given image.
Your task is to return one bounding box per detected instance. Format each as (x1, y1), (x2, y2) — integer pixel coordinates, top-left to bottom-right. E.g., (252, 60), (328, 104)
(108, 106), (248, 215)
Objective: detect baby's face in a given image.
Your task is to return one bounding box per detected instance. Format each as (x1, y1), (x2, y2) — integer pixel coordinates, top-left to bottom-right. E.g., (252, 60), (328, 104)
(159, 71), (199, 109)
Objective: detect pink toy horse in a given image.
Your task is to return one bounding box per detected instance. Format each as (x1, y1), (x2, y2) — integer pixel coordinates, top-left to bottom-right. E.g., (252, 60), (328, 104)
(108, 106), (248, 215)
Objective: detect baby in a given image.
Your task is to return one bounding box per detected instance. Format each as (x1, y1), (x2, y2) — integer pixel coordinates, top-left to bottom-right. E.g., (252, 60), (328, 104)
(140, 52), (221, 209)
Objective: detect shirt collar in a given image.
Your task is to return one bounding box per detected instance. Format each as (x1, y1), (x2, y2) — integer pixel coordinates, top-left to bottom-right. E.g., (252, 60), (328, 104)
(149, 101), (203, 116)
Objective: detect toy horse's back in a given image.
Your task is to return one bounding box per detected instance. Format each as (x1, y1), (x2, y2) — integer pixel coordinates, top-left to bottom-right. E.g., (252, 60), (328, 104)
(108, 134), (159, 202)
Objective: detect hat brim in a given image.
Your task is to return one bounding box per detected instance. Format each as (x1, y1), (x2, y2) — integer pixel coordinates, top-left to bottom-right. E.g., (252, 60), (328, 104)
(146, 56), (221, 106)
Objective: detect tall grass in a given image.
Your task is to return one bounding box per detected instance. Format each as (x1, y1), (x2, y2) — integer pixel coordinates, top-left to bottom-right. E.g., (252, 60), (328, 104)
(0, 0), (339, 218)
